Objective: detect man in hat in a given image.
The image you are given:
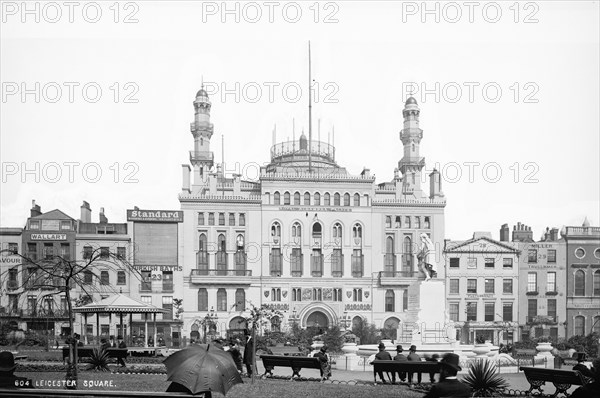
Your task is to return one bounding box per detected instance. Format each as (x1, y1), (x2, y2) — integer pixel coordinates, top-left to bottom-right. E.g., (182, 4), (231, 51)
(243, 329), (254, 377)
(0, 351), (34, 389)
(424, 353), (471, 398)
(374, 342), (392, 383)
(407, 345), (422, 384)
(228, 340), (243, 373)
(571, 357), (600, 398)
(426, 353), (440, 383)
(393, 345), (408, 383)
(573, 352), (594, 379)
(115, 336), (127, 367)
(314, 345), (331, 380)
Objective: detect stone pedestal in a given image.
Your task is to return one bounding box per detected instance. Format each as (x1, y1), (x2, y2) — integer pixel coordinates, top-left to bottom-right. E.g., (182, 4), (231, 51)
(406, 280), (447, 345)
(535, 342), (554, 367)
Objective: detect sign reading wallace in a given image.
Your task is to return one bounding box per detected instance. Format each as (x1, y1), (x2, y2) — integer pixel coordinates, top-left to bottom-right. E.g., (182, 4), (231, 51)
(127, 209), (183, 223)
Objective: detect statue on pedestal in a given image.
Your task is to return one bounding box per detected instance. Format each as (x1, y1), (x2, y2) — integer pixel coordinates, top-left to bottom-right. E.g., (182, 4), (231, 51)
(418, 233), (437, 280)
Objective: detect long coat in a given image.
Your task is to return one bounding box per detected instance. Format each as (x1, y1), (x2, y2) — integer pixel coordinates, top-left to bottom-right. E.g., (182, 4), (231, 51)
(243, 337), (254, 366)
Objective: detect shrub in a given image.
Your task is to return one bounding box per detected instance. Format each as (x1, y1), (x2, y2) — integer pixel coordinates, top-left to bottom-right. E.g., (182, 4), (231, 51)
(321, 326), (343, 354)
(87, 348), (110, 372)
(461, 359), (509, 397)
(352, 318), (380, 345)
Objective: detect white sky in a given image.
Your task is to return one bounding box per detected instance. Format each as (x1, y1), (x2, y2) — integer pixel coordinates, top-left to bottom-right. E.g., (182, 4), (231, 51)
(1, 1), (599, 241)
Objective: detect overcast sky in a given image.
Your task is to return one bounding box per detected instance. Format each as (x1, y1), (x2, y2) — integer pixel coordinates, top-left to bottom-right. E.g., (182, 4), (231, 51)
(1, 1), (598, 241)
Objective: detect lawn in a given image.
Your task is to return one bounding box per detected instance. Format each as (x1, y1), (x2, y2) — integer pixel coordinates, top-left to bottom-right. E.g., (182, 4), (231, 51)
(18, 372), (426, 397)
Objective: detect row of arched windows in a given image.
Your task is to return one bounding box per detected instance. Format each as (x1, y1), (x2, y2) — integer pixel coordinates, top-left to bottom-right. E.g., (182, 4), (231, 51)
(573, 315), (600, 336)
(271, 221), (363, 240)
(197, 288), (245, 312)
(272, 191), (367, 207)
(574, 269), (600, 296)
(198, 233), (245, 252)
(385, 215), (431, 229)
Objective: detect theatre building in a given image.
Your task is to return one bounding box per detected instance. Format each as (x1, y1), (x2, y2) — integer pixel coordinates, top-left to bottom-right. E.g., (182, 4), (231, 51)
(179, 88), (446, 341)
(444, 232), (520, 345)
(127, 208), (184, 346)
(562, 218), (600, 338)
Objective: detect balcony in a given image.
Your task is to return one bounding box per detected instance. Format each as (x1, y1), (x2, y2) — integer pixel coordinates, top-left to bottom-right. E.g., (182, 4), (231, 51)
(527, 315), (558, 325)
(526, 289), (539, 296)
(378, 270), (419, 286)
(190, 269), (252, 285)
(189, 151), (214, 163)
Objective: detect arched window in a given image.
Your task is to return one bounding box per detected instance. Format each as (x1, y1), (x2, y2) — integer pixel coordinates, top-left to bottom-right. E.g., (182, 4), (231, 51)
(395, 216), (401, 228)
(403, 236), (412, 254)
(274, 192), (281, 205)
(304, 192), (311, 205)
(314, 192), (321, 206)
(324, 193), (331, 206)
(344, 193), (350, 206)
(271, 222), (281, 237)
(284, 192), (291, 205)
(386, 236), (394, 254)
(574, 315), (585, 336)
(236, 234), (244, 250)
(217, 288), (227, 311)
(353, 224), (362, 238)
(415, 217), (421, 229)
(218, 234), (226, 252)
(271, 316), (281, 332)
(312, 223), (322, 238)
(292, 222), (302, 238)
(199, 234), (207, 252)
(294, 192), (301, 205)
(229, 213), (235, 226)
(385, 290), (395, 312)
(334, 193), (341, 206)
(385, 216), (392, 228)
(424, 217), (430, 229)
(333, 223), (342, 239)
(575, 270), (585, 296)
(364, 194), (369, 206)
(198, 288), (208, 311)
(405, 216), (411, 228)
(353, 193), (360, 207)
(594, 270), (600, 296)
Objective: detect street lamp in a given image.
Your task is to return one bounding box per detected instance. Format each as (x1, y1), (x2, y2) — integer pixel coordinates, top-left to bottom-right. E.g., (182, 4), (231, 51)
(200, 307), (218, 344)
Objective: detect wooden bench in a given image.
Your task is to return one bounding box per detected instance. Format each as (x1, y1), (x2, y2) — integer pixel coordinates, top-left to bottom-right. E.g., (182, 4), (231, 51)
(268, 346), (303, 356)
(371, 360), (440, 383)
(62, 347), (128, 364)
(520, 366), (589, 398)
(260, 355), (321, 379)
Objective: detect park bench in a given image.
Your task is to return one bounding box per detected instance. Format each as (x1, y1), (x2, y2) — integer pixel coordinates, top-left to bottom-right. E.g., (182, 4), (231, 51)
(371, 360), (440, 383)
(520, 366), (589, 398)
(268, 346), (303, 356)
(62, 347), (128, 364)
(0, 389), (190, 397)
(260, 355), (321, 379)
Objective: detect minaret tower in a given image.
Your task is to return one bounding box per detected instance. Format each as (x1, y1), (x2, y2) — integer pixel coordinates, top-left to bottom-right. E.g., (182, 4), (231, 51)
(398, 97), (425, 197)
(190, 85), (214, 182)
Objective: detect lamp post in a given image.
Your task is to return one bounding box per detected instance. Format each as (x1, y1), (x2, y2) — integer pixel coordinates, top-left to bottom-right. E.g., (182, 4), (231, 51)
(201, 307), (218, 344)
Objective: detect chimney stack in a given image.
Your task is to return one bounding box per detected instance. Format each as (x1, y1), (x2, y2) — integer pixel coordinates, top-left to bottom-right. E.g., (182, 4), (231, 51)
(99, 207), (108, 224)
(500, 224), (510, 242)
(550, 228), (559, 241)
(80, 201), (92, 223)
(30, 200), (42, 217)
(512, 222), (534, 242)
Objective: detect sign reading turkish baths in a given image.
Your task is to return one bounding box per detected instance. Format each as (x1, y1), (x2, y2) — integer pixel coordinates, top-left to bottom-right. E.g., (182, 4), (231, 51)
(127, 209), (183, 222)
(133, 265), (182, 272)
(278, 207), (352, 212)
(31, 234), (67, 240)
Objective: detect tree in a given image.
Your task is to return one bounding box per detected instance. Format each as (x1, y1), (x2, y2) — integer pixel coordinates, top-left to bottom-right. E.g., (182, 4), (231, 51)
(243, 303), (281, 384)
(0, 247), (140, 389)
(322, 325), (344, 353)
(352, 317), (381, 345)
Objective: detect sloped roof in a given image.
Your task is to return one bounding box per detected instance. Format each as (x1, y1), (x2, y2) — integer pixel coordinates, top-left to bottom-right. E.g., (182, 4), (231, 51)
(73, 293), (166, 314)
(30, 209), (74, 220)
(445, 236), (519, 253)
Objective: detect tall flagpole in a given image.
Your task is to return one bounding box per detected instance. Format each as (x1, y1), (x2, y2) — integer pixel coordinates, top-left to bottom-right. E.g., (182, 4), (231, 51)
(308, 41), (312, 174)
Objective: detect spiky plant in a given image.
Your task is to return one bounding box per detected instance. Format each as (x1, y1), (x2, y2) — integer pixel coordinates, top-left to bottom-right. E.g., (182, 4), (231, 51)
(87, 348), (110, 372)
(461, 359), (509, 397)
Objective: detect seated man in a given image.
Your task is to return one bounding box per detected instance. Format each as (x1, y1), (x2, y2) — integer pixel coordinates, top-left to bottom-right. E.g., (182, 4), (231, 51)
(0, 351), (34, 389)
(374, 342), (392, 383)
(573, 352), (594, 379)
(393, 345), (408, 383)
(571, 358), (600, 398)
(424, 353), (470, 398)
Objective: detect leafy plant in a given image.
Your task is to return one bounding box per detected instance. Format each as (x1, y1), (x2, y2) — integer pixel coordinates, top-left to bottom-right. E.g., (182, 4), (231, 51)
(461, 359), (509, 397)
(86, 348), (110, 372)
(321, 325), (343, 353)
(351, 318), (381, 345)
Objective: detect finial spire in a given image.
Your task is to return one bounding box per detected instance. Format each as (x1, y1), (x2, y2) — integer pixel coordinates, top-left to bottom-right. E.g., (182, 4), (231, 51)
(308, 40), (313, 173)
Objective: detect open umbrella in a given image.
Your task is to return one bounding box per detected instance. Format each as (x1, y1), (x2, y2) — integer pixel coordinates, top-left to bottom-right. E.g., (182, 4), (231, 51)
(164, 344), (243, 395)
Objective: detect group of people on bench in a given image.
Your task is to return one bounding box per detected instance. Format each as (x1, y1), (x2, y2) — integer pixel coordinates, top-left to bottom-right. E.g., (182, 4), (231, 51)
(100, 335), (128, 367)
(375, 344), (440, 384)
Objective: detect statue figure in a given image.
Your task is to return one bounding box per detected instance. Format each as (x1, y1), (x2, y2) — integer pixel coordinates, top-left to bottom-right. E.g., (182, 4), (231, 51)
(418, 233), (437, 280)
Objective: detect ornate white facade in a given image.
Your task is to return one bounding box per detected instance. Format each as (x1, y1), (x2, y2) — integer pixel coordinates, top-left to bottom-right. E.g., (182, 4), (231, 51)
(179, 89), (446, 341)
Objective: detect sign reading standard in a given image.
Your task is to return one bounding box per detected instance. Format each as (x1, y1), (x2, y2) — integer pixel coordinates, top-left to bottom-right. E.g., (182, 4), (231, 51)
(127, 209), (183, 223)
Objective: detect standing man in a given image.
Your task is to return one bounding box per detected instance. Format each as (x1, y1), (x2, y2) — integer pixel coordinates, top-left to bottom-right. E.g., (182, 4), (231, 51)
(407, 345), (422, 385)
(374, 342), (392, 384)
(243, 329), (254, 377)
(116, 336), (127, 367)
(424, 353), (471, 398)
(393, 345), (408, 383)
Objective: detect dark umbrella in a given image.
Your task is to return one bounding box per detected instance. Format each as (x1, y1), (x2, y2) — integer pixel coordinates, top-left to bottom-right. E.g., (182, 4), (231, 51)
(164, 344), (243, 395)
